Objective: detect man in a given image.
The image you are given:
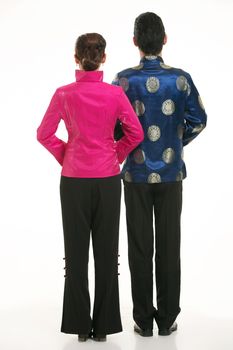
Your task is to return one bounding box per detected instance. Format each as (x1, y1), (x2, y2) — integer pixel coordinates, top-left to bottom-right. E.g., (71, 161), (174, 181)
(113, 12), (207, 336)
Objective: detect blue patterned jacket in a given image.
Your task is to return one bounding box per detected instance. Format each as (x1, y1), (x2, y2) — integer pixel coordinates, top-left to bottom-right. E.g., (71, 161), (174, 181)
(113, 56), (207, 183)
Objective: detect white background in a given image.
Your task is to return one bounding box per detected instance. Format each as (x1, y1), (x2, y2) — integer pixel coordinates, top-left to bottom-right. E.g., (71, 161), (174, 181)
(0, 0), (233, 349)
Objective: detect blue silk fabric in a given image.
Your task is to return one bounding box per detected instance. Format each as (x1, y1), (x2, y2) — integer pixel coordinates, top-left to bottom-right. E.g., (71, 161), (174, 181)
(113, 56), (207, 183)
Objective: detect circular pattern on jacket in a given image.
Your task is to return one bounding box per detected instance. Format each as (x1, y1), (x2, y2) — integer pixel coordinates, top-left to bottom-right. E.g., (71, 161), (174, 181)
(198, 95), (205, 110)
(176, 76), (188, 91)
(132, 63), (144, 70)
(176, 171), (183, 181)
(124, 171), (132, 182)
(119, 77), (129, 92)
(147, 125), (161, 142)
(192, 123), (205, 133)
(133, 100), (145, 116)
(146, 77), (160, 93)
(133, 149), (146, 164)
(112, 74), (119, 84)
(160, 62), (172, 69)
(147, 173), (161, 183)
(181, 149), (184, 160)
(162, 148), (175, 164)
(177, 124), (184, 139)
(162, 99), (175, 115)
(187, 82), (191, 96)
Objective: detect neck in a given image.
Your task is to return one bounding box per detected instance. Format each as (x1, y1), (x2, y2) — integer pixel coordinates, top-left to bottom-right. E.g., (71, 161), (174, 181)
(139, 50), (162, 58)
(77, 64), (100, 71)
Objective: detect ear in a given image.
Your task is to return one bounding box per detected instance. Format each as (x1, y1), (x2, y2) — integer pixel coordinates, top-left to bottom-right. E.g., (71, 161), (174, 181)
(102, 53), (106, 64)
(163, 34), (167, 45)
(133, 36), (138, 47)
(74, 54), (79, 65)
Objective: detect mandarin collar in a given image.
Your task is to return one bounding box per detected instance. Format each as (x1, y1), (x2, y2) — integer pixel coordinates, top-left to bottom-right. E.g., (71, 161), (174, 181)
(75, 70), (103, 82)
(140, 55), (164, 65)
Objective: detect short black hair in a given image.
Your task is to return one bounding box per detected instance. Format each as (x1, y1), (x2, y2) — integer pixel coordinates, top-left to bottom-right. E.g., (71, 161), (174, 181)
(134, 12), (165, 55)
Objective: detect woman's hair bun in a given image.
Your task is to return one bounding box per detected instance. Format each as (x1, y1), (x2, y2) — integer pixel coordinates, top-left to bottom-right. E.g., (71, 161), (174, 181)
(75, 33), (106, 71)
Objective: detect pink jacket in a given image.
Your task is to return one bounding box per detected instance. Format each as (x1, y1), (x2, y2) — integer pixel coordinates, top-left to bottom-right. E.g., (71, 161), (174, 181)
(37, 70), (144, 178)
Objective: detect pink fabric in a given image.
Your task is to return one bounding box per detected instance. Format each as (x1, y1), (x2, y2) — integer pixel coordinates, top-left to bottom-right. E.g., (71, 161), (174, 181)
(37, 70), (144, 178)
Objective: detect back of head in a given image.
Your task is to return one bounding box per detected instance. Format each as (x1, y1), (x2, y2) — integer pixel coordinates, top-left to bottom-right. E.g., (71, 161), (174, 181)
(75, 33), (106, 71)
(134, 12), (165, 55)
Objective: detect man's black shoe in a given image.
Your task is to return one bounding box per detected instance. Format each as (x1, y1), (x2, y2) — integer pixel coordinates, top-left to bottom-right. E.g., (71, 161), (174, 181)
(134, 323), (153, 337)
(158, 322), (178, 336)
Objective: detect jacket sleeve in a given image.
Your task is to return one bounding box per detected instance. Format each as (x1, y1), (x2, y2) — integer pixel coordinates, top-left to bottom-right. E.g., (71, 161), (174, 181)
(115, 88), (144, 163)
(37, 89), (66, 165)
(183, 74), (207, 146)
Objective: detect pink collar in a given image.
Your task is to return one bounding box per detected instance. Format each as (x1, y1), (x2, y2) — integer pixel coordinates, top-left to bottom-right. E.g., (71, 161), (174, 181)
(75, 70), (103, 82)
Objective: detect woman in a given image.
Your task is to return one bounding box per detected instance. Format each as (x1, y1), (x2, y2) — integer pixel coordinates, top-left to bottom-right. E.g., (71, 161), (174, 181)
(37, 33), (143, 342)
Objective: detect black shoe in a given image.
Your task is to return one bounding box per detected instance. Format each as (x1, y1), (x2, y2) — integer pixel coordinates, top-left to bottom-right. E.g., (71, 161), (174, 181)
(92, 333), (107, 342)
(134, 323), (153, 337)
(158, 322), (178, 336)
(78, 334), (90, 342)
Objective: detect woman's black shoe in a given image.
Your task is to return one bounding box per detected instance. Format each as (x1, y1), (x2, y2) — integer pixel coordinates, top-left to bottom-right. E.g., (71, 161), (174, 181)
(92, 333), (107, 342)
(78, 333), (91, 342)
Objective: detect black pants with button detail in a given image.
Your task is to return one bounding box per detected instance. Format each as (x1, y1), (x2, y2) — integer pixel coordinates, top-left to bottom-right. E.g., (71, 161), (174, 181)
(60, 175), (122, 335)
(124, 180), (182, 330)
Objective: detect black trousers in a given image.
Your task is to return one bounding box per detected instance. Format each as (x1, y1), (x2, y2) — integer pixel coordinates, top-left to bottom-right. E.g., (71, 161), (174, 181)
(124, 181), (182, 330)
(60, 175), (122, 335)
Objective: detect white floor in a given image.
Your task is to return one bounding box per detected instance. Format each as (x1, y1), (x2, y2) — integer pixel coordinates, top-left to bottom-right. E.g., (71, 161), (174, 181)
(1, 305), (233, 350)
